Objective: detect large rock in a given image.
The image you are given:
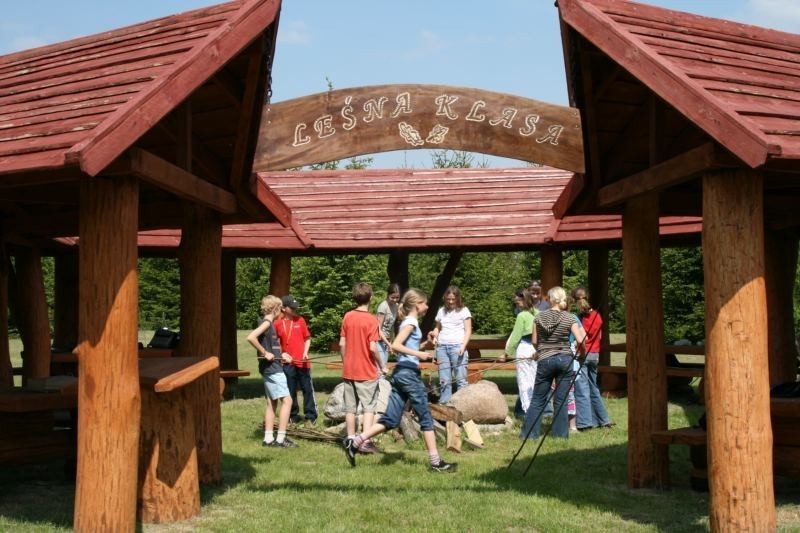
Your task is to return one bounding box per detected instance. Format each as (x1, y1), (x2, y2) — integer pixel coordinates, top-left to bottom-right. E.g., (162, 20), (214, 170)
(447, 380), (508, 424)
(323, 379), (392, 422)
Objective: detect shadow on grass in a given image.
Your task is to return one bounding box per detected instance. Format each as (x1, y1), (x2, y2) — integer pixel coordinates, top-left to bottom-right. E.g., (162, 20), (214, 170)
(0, 452), (264, 529)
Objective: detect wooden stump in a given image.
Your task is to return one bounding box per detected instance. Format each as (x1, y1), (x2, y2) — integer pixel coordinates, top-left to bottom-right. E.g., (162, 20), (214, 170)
(138, 386), (200, 523)
(703, 170), (775, 531)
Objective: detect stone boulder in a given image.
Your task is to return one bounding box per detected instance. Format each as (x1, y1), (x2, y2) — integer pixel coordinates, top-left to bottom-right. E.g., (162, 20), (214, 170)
(447, 380), (508, 424)
(323, 379), (392, 422)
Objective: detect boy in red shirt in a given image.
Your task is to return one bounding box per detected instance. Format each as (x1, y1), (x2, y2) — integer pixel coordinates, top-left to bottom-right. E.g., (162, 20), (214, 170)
(339, 282), (386, 454)
(275, 295), (316, 426)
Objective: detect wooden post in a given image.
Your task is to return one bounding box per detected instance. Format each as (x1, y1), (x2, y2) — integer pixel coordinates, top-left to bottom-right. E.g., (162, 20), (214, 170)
(54, 253), (79, 351)
(588, 246), (610, 366)
(765, 229), (798, 385)
(74, 176), (140, 533)
(703, 170), (775, 531)
(14, 247), (51, 380)
(387, 251), (409, 294)
(178, 204), (222, 485)
(540, 246), (563, 292)
(268, 252), (292, 297)
(0, 245), (11, 388)
(220, 252), (238, 372)
(622, 193), (668, 489)
(421, 251), (463, 335)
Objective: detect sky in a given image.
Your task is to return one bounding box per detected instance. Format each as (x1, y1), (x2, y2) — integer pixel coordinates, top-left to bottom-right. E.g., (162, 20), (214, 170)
(3, 0), (800, 168)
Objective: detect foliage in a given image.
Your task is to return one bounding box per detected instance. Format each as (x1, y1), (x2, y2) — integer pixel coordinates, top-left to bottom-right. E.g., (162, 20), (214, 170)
(138, 258), (180, 330)
(235, 257), (272, 329)
(661, 247), (705, 343)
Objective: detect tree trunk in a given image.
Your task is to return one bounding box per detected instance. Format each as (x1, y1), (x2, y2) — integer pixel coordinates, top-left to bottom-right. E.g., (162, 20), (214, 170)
(220, 252), (238, 372)
(421, 251), (463, 335)
(179, 204), (222, 485)
(588, 247), (610, 366)
(623, 193), (668, 489)
(74, 176), (140, 533)
(387, 252), (409, 294)
(764, 229), (798, 385)
(268, 252), (292, 297)
(540, 246), (563, 292)
(703, 170), (774, 531)
(53, 253), (79, 351)
(14, 247), (51, 380)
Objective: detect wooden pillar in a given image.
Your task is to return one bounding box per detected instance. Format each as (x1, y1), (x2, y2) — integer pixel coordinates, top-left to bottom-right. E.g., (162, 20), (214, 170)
(268, 252), (292, 296)
(0, 246), (11, 388)
(178, 205), (222, 485)
(765, 229), (798, 385)
(588, 247), (610, 366)
(53, 253), (79, 351)
(622, 193), (668, 489)
(421, 251), (463, 335)
(540, 246), (563, 292)
(703, 170), (774, 531)
(14, 247), (51, 380)
(74, 176), (140, 533)
(220, 252), (238, 372)
(387, 251), (409, 294)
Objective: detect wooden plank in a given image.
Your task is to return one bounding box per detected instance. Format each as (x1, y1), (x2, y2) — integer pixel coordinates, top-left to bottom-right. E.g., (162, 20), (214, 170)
(254, 84), (585, 173)
(139, 356), (219, 393)
(558, 0), (777, 167)
(66, 0), (282, 177)
(0, 389), (77, 412)
(251, 178), (292, 227)
(106, 148), (236, 214)
(651, 427), (707, 446)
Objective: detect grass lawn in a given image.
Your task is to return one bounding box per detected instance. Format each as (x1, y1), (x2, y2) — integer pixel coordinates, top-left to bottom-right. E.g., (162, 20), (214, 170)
(2, 333), (799, 531)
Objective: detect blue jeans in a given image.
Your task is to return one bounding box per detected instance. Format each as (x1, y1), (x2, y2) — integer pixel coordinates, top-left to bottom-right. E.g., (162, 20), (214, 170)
(437, 344), (468, 404)
(574, 353), (610, 429)
(378, 367), (435, 431)
(520, 353), (575, 439)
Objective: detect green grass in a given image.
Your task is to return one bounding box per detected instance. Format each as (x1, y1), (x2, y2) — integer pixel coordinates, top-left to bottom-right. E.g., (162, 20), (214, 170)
(2, 333), (799, 531)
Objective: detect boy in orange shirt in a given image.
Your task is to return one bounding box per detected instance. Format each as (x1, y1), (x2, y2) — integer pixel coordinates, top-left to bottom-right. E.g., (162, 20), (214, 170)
(339, 282), (387, 455)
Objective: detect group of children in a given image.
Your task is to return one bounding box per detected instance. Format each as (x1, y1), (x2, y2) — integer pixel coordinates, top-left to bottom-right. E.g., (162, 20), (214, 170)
(247, 279), (613, 471)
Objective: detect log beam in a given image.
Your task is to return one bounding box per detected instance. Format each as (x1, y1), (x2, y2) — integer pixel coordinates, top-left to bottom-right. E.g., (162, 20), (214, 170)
(623, 193), (668, 489)
(765, 229), (799, 385)
(703, 169), (774, 531)
(268, 252), (292, 297)
(14, 247), (51, 380)
(74, 176), (140, 532)
(598, 143), (733, 207)
(540, 246), (563, 292)
(178, 204), (222, 485)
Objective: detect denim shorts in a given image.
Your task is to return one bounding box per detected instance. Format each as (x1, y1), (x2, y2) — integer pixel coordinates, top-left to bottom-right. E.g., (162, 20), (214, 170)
(263, 371), (290, 400)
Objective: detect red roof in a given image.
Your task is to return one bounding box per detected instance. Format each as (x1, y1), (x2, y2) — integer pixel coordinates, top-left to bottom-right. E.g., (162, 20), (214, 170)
(137, 168), (701, 252)
(559, 0), (800, 167)
(0, 0), (280, 178)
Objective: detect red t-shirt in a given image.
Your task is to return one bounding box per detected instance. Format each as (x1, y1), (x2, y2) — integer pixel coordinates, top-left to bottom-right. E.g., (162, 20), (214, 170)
(274, 316), (311, 369)
(340, 310), (380, 381)
(581, 310), (603, 354)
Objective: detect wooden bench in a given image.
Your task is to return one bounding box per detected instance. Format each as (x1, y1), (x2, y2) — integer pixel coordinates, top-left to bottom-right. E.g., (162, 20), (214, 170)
(652, 397), (800, 490)
(599, 365), (705, 397)
(219, 369), (251, 399)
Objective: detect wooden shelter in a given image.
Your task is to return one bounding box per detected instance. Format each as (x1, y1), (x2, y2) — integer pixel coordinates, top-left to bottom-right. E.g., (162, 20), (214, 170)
(138, 167), (701, 369)
(557, 0), (800, 529)
(0, 0), (283, 529)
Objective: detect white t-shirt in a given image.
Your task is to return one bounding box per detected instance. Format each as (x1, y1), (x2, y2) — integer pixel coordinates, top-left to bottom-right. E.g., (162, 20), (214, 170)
(435, 307), (472, 345)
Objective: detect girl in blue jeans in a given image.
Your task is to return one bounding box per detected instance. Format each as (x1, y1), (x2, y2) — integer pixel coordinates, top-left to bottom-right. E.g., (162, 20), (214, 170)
(428, 285), (472, 403)
(342, 289), (456, 473)
(521, 286), (586, 440)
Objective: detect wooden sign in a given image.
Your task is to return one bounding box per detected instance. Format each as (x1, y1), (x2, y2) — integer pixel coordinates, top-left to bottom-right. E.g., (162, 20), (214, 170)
(253, 84), (584, 172)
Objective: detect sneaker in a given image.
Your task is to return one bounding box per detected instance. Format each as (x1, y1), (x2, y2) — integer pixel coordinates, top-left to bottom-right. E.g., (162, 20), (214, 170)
(430, 459), (457, 473)
(275, 438), (298, 448)
(358, 441), (382, 454)
(342, 437), (358, 467)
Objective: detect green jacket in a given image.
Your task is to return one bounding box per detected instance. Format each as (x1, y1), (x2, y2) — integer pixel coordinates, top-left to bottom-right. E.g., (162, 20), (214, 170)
(505, 309), (538, 357)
